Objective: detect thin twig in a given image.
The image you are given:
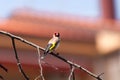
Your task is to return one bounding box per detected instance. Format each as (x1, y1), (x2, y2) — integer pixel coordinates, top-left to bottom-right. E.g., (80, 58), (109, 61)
(0, 75), (4, 80)
(0, 64), (7, 80)
(68, 65), (75, 80)
(0, 30), (103, 80)
(0, 64), (8, 72)
(37, 47), (45, 80)
(34, 75), (40, 80)
(11, 38), (29, 80)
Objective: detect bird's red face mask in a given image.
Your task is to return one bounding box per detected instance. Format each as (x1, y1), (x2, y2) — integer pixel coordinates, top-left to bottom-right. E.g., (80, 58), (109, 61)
(54, 32), (60, 37)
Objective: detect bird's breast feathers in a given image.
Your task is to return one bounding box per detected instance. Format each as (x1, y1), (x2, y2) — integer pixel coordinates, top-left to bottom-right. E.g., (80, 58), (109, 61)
(48, 37), (60, 51)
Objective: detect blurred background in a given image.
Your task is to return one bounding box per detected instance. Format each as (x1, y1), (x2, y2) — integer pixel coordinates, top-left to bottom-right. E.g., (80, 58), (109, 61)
(0, 0), (120, 80)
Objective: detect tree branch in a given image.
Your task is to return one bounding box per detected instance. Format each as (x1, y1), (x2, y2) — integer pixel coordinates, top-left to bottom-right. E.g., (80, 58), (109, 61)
(0, 30), (103, 80)
(0, 64), (8, 80)
(36, 47), (45, 80)
(68, 65), (75, 80)
(0, 64), (8, 72)
(0, 75), (4, 80)
(11, 38), (29, 80)
(49, 52), (103, 80)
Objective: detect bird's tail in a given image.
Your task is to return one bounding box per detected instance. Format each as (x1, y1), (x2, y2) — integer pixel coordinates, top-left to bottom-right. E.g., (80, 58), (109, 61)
(41, 44), (52, 59)
(41, 49), (49, 59)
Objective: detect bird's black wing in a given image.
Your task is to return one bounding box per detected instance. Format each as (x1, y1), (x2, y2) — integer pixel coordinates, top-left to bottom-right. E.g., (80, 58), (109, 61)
(44, 43), (53, 54)
(41, 44), (53, 59)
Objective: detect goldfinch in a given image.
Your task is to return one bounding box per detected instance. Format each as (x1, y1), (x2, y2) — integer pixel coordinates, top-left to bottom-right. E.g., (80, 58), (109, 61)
(41, 32), (60, 59)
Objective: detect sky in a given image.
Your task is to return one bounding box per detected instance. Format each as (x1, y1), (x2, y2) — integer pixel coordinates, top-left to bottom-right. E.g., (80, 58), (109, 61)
(0, 0), (120, 19)
(0, 0), (100, 18)
(114, 0), (120, 19)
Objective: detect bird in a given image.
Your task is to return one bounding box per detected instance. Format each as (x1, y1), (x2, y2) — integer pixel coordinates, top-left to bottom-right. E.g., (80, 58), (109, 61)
(41, 32), (60, 59)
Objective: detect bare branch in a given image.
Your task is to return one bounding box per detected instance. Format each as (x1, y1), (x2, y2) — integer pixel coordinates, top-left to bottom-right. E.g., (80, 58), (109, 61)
(36, 47), (45, 80)
(0, 64), (7, 80)
(49, 52), (103, 80)
(11, 38), (29, 80)
(0, 30), (43, 50)
(0, 64), (8, 72)
(0, 75), (4, 80)
(68, 65), (75, 80)
(0, 30), (103, 80)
